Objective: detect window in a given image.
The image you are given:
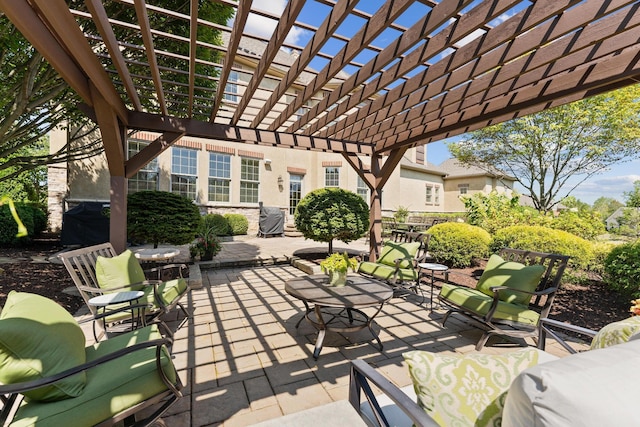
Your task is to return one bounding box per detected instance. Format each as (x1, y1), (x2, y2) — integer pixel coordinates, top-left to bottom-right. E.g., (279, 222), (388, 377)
(459, 184), (469, 195)
(127, 139), (158, 193)
(289, 174), (303, 215)
(357, 176), (369, 201)
(325, 167), (340, 187)
(171, 147), (198, 200)
(240, 158), (260, 203)
(208, 153), (231, 202)
(224, 70), (239, 103)
(434, 186), (440, 205)
(426, 184), (433, 204)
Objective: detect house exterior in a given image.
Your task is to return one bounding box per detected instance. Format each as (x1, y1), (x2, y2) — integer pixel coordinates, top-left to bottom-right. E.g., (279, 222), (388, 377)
(46, 37), (514, 233)
(438, 159), (516, 212)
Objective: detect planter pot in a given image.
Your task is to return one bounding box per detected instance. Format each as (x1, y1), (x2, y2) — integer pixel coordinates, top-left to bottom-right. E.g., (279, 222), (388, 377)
(200, 252), (214, 261)
(328, 270), (348, 287)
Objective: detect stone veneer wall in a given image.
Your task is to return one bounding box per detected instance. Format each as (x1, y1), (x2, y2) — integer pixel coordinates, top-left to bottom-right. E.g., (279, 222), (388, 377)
(47, 164), (68, 232)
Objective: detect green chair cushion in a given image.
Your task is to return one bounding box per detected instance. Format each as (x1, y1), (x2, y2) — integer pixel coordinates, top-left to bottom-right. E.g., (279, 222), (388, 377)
(10, 325), (177, 427)
(590, 316), (640, 350)
(0, 291), (86, 402)
(475, 254), (545, 305)
(357, 262), (417, 282)
(95, 250), (146, 290)
(141, 278), (188, 308)
(377, 241), (420, 268)
(403, 348), (540, 427)
(440, 284), (540, 326)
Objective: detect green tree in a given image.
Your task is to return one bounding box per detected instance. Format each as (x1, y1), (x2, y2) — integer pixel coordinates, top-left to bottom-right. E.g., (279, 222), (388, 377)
(449, 85), (640, 213)
(624, 181), (640, 207)
(592, 196), (624, 220)
(0, 2), (234, 181)
(294, 188), (369, 254)
(127, 191), (200, 248)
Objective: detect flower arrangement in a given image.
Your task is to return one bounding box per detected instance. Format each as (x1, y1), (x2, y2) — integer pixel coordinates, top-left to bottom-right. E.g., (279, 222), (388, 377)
(320, 252), (358, 287)
(189, 225), (222, 261)
(320, 252), (358, 274)
(630, 299), (640, 316)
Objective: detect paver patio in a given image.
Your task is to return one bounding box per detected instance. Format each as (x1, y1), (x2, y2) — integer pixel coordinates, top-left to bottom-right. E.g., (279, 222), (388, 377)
(73, 236), (585, 426)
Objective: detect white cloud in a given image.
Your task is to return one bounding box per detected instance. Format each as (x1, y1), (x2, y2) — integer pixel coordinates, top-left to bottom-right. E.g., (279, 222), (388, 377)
(240, 2), (309, 45)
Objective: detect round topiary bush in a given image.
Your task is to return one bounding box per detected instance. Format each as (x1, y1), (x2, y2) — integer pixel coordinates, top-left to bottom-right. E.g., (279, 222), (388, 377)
(294, 188), (369, 253)
(428, 222), (491, 268)
(127, 191), (201, 248)
(604, 241), (640, 298)
(491, 225), (595, 270)
(224, 213), (249, 235)
(201, 213), (231, 236)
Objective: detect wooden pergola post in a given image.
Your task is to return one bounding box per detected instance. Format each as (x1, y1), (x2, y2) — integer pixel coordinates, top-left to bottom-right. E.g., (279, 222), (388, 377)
(344, 147), (407, 262)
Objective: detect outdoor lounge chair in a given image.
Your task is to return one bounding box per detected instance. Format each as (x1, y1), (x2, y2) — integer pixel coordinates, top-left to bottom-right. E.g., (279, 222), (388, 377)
(357, 233), (433, 289)
(348, 317), (640, 427)
(58, 243), (191, 337)
(438, 248), (570, 350)
(0, 291), (183, 427)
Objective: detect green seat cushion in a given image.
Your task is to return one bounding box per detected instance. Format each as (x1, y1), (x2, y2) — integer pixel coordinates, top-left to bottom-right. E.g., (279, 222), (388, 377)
(358, 262), (417, 282)
(141, 278), (188, 308)
(440, 284), (540, 326)
(403, 348), (540, 427)
(590, 316), (640, 350)
(475, 254), (545, 305)
(10, 325), (177, 427)
(95, 250), (146, 290)
(0, 291), (86, 402)
(377, 241), (420, 268)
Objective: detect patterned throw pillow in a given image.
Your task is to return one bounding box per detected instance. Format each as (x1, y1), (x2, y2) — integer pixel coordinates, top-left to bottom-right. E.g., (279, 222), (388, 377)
(403, 348), (540, 427)
(589, 316), (640, 350)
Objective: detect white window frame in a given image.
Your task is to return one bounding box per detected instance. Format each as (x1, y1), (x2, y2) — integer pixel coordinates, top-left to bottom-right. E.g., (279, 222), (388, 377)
(459, 184), (469, 195)
(208, 152), (231, 202)
(127, 139), (159, 193)
(324, 167), (340, 187)
(171, 147), (198, 201)
(240, 157), (260, 203)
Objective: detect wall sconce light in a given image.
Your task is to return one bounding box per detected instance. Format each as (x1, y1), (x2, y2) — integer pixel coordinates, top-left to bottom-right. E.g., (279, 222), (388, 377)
(264, 158), (272, 165)
(277, 175), (284, 187)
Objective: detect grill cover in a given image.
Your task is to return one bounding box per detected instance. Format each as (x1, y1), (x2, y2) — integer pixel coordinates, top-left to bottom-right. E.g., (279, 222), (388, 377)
(60, 202), (110, 246)
(258, 204), (284, 237)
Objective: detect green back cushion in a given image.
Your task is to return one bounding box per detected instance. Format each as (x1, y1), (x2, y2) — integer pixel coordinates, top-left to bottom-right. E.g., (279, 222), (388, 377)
(403, 348), (539, 427)
(95, 250), (146, 290)
(0, 291), (86, 401)
(377, 241), (420, 268)
(475, 254), (545, 305)
(590, 316), (640, 350)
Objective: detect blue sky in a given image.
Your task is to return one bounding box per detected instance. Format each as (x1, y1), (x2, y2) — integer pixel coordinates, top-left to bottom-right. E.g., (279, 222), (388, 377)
(241, 2), (639, 206)
(427, 139), (640, 206)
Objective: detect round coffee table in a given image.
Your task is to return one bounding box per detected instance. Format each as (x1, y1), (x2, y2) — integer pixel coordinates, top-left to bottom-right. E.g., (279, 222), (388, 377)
(88, 290), (146, 340)
(285, 274), (393, 359)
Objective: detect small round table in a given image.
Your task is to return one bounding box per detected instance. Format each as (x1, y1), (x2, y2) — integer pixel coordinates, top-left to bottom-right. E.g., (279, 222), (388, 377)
(285, 274), (393, 359)
(134, 248), (180, 263)
(88, 291), (145, 340)
(418, 262), (449, 311)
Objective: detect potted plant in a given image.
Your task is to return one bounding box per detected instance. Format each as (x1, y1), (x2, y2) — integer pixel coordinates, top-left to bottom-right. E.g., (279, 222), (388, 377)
(189, 224), (222, 261)
(320, 252), (358, 287)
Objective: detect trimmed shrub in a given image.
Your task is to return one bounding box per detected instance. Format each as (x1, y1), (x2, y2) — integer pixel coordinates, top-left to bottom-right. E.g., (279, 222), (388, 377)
(604, 241), (640, 297)
(294, 188), (369, 253)
(428, 222), (491, 268)
(202, 213), (231, 236)
(224, 213), (248, 235)
(0, 203), (47, 245)
(127, 191), (200, 247)
(491, 225), (594, 271)
(549, 210), (605, 241)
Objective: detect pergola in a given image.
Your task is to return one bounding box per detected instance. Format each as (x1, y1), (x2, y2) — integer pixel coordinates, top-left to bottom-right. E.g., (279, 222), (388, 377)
(1, 0), (639, 256)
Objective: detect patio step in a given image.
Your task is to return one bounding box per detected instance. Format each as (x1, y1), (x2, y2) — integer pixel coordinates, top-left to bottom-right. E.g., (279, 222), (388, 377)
(284, 223), (303, 238)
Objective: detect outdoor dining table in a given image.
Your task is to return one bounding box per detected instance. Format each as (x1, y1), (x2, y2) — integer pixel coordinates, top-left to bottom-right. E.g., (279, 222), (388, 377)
(285, 274), (393, 359)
